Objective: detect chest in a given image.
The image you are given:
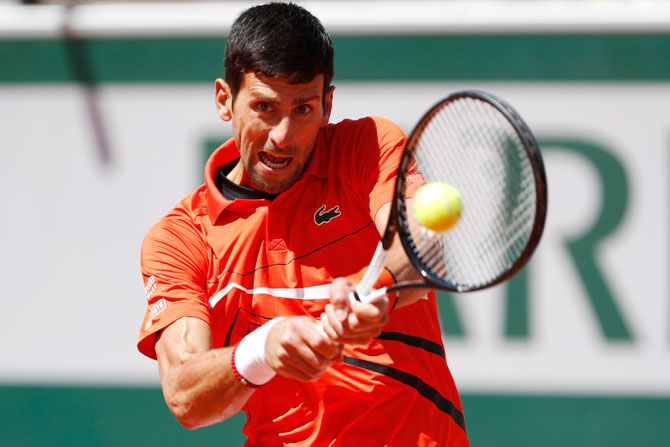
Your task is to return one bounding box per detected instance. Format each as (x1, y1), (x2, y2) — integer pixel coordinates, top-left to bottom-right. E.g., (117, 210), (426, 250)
(202, 177), (380, 343)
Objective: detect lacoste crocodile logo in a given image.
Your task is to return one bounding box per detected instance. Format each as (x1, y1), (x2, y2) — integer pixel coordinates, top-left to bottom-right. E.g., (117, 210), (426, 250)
(314, 205), (342, 225)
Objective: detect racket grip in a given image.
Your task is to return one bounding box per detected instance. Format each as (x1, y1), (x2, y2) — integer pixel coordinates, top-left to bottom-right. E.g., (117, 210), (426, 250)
(351, 287), (389, 304)
(355, 242), (386, 297)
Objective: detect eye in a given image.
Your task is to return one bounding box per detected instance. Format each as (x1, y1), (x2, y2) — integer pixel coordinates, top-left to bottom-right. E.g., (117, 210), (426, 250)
(255, 102), (272, 113)
(294, 104), (313, 115)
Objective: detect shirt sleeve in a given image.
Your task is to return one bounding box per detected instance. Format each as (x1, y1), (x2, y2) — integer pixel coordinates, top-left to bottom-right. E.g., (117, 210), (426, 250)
(137, 213), (211, 360)
(353, 116), (423, 221)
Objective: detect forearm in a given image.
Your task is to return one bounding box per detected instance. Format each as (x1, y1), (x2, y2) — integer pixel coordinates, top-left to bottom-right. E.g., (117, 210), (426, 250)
(374, 198), (442, 309)
(159, 346), (253, 429)
(157, 316), (332, 429)
(384, 239), (428, 309)
(372, 202), (429, 309)
(155, 317), (258, 429)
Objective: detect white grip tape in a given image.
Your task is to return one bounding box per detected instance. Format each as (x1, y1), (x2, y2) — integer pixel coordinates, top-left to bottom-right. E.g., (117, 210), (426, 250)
(355, 242), (386, 298)
(354, 287), (389, 304)
(234, 317), (284, 386)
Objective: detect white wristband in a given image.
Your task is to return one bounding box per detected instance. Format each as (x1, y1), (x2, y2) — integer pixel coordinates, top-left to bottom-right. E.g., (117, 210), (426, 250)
(234, 317), (284, 386)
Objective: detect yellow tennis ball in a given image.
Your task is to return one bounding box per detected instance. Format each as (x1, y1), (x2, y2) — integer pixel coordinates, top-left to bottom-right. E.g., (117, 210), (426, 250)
(413, 182), (462, 232)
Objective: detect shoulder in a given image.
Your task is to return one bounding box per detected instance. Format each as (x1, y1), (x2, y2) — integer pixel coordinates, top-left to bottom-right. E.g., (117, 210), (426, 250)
(322, 116), (406, 162)
(141, 186), (209, 265)
(326, 116), (405, 142)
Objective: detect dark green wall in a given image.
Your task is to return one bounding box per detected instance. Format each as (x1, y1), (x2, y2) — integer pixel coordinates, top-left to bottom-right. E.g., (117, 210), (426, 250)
(2, 386), (669, 447)
(2, 34), (670, 83)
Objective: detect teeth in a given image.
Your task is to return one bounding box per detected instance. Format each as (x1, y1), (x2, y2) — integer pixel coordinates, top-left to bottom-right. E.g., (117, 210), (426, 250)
(260, 152), (290, 169)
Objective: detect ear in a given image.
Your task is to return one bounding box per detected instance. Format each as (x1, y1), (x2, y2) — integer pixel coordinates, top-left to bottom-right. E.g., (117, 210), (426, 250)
(320, 85), (335, 127)
(214, 78), (233, 122)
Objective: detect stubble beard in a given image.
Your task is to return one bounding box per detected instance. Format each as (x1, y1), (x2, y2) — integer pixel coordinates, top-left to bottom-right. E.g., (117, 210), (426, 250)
(245, 155), (305, 195)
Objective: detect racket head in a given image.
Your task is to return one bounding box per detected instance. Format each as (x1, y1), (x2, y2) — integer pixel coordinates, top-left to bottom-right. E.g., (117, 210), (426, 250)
(395, 90), (547, 292)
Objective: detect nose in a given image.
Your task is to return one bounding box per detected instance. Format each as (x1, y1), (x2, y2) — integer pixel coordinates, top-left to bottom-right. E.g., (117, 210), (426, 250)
(268, 116), (293, 149)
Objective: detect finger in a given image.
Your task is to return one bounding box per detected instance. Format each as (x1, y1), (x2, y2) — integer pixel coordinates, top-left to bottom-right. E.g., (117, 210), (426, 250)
(350, 296), (389, 322)
(280, 342), (333, 378)
(329, 277), (353, 322)
(324, 304), (345, 336)
(344, 305), (389, 335)
(267, 318), (337, 379)
(301, 319), (343, 359)
(320, 312), (339, 341)
(320, 311), (346, 345)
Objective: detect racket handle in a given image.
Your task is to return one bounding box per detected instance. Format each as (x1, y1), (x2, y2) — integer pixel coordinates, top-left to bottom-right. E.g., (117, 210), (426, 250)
(349, 287), (388, 305)
(355, 242), (386, 298)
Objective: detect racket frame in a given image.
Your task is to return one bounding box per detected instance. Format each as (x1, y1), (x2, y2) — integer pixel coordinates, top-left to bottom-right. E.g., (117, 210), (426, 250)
(361, 89), (548, 299)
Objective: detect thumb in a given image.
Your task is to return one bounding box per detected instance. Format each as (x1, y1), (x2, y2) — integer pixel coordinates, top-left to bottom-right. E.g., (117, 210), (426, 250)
(330, 277), (352, 321)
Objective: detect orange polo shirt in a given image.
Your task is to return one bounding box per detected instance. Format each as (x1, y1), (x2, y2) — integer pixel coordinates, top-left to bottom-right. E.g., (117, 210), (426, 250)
(138, 116), (468, 446)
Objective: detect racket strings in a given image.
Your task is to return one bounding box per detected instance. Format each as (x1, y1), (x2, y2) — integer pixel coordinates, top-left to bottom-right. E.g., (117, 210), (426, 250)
(443, 100), (515, 281)
(459, 100), (536, 279)
(426, 100), (512, 283)
(402, 96), (539, 290)
(416, 105), (489, 281)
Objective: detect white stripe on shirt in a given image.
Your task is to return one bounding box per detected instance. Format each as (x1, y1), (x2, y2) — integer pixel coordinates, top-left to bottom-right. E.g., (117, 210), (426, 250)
(209, 282), (332, 307)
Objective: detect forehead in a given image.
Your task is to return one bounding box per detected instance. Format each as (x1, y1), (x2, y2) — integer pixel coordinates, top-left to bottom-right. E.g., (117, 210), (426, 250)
(239, 71), (325, 99)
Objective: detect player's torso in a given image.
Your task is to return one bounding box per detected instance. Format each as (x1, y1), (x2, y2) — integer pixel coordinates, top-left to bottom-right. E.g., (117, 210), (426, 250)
(199, 174), (378, 348)
(184, 117), (467, 445)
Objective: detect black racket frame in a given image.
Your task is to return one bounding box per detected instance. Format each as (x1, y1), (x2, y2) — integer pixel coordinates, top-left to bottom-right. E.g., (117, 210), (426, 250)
(387, 89), (548, 293)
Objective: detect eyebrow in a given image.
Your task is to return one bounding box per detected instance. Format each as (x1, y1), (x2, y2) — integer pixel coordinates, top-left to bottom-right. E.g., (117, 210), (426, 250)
(248, 91), (321, 105)
(293, 94), (321, 105)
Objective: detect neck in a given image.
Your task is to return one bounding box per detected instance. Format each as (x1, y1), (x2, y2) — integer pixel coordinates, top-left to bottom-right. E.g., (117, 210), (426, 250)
(226, 160), (246, 185)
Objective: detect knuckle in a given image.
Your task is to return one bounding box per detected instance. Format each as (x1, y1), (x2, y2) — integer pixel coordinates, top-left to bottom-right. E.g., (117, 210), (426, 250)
(279, 333), (294, 349)
(276, 348), (291, 363)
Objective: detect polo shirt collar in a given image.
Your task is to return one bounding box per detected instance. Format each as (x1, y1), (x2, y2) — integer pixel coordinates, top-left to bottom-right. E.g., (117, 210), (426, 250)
(205, 138), (240, 223)
(205, 130), (330, 223)
(301, 129), (330, 180)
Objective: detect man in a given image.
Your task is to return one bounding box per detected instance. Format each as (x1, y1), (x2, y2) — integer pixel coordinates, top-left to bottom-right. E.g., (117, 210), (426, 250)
(137, 2), (468, 445)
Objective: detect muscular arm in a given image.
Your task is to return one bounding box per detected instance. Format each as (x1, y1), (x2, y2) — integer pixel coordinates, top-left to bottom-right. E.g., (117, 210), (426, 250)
(155, 317), (253, 429)
(155, 315), (343, 430)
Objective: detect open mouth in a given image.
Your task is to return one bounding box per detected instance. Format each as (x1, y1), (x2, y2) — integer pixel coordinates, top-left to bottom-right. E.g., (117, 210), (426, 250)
(259, 152), (292, 169)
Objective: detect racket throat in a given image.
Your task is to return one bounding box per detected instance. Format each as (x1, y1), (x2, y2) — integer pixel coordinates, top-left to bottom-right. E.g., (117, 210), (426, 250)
(355, 242), (386, 297)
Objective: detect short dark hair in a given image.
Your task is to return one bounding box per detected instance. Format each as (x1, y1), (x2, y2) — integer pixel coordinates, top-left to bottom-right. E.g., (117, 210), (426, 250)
(224, 2), (334, 99)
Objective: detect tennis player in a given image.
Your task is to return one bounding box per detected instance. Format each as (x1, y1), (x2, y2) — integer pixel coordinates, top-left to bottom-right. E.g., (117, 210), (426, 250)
(137, 2), (468, 445)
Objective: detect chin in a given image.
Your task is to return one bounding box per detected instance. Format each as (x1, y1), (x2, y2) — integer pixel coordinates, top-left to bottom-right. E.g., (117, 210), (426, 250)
(253, 171), (301, 195)
(252, 177), (289, 195)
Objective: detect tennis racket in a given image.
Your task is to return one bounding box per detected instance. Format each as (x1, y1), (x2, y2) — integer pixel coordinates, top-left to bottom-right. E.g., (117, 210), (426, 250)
(352, 89), (547, 303)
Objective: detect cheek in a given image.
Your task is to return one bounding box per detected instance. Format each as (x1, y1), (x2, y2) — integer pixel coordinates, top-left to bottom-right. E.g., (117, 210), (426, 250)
(235, 124), (267, 165)
(245, 117), (269, 140)
(235, 117), (266, 150)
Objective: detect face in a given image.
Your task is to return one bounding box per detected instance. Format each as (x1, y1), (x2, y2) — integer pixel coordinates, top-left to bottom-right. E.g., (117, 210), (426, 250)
(215, 71), (334, 194)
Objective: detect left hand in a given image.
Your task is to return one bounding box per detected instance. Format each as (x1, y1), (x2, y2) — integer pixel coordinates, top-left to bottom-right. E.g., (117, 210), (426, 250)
(320, 277), (390, 345)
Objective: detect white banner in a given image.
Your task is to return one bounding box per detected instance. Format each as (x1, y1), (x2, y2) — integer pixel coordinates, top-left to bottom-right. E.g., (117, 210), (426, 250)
(1, 83), (668, 394)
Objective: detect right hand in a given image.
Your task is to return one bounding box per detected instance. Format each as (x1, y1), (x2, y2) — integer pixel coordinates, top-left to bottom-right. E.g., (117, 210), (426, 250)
(264, 316), (343, 382)
(319, 277), (390, 345)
